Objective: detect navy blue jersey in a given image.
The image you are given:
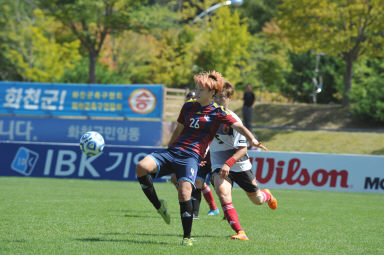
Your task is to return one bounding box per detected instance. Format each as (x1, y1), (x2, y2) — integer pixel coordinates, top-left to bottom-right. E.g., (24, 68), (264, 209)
(170, 101), (237, 159)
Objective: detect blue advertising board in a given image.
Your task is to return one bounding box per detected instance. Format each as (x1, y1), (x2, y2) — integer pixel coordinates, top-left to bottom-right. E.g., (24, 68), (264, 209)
(0, 116), (162, 146)
(0, 141), (167, 182)
(0, 81), (163, 119)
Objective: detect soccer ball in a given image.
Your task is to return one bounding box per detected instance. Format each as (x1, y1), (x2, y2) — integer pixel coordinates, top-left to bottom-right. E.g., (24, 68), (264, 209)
(79, 131), (105, 156)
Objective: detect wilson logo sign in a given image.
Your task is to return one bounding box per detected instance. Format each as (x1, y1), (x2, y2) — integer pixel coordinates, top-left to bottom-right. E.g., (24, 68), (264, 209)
(250, 157), (349, 189)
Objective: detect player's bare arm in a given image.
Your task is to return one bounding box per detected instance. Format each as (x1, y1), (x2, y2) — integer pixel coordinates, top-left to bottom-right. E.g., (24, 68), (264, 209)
(231, 122), (268, 151)
(168, 123), (184, 146)
(220, 146), (247, 179)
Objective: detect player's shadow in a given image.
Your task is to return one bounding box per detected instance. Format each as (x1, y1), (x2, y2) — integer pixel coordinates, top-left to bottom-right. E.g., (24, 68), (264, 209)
(112, 209), (158, 218)
(101, 231), (223, 238)
(123, 214), (157, 218)
(2, 239), (25, 243)
(75, 237), (171, 245)
(113, 209), (150, 213)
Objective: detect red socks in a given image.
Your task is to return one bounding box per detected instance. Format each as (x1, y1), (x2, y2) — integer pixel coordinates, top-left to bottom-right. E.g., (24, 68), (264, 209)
(222, 203), (242, 233)
(202, 185), (217, 210)
(260, 190), (271, 202)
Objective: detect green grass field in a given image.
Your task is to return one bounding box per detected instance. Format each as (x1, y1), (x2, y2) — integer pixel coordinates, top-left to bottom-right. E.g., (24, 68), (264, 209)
(1, 177), (383, 255)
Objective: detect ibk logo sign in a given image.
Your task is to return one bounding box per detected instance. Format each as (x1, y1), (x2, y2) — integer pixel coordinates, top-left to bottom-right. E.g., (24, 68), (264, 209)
(247, 151), (384, 193)
(11, 147), (39, 176)
(1, 142), (165, 182)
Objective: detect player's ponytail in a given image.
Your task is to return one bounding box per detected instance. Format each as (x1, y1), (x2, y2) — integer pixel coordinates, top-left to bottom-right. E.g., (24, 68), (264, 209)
(222, 80), (235, 98)
(194, 71), (224, 95)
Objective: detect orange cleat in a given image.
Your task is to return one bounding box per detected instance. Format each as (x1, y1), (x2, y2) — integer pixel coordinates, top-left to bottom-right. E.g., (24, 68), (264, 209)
(231, 231), (249, 241)
(264, 189), (277, 210)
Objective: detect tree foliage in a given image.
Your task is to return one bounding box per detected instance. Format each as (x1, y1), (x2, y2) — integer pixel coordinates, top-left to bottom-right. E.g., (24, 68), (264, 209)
(3, 6), (80, 82)
(105, 31), (158, 84)
(350, 57), (384, 123)
(38, 0), (178, 83)
(238, 0), (282, 34)
(1, 0), (384, 124)
(277, 0), (384, 105)
(58, 57), (125, 84)
(195, 7), (252, 85)
(150, 26), (198, 88)
(253, 21), (291, 93)
(37, 0), (162, 84)
(0, 1), (22, 80)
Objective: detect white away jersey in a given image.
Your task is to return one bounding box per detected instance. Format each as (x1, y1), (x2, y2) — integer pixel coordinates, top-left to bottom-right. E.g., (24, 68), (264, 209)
(210, 110), (252, 172)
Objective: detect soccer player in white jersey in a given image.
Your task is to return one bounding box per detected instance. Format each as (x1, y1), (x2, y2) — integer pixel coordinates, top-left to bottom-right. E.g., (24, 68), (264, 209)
(210, 81), (277, 241)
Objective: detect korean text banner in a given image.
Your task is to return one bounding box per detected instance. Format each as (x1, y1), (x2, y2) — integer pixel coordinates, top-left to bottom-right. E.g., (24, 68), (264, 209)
(0, 142), (166, 182)
(0, 81), (163, 119)
(0, 116), (162, 146)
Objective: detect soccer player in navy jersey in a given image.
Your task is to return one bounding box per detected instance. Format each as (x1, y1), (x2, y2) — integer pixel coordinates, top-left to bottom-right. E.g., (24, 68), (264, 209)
(170, 92), (219, 219)
(136, 71), (266, 246)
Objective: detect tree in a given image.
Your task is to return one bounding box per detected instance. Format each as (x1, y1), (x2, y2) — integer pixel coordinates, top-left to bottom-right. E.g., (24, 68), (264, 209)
(2, 7), (80, 82)
(0, 0), (38, 81)
(350, 57), (384, 123)
(39, 0), (177, 84)
(59, 56), (126, 84)
(252, 21), (291, 94)
(282, 51), (345, 103)
(277, 0), (384, 105)
(195, 7), (252, 85)
(237, 0), (282, 34)
(38, 0), (138, 84)
(0, 1), (19, 80)
(106, 30), (159, 84)
(176, 0), (217, 23)
(150, 26), (198, 88)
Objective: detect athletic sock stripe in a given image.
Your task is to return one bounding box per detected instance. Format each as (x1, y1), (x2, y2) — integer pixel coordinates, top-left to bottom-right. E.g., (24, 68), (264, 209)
(261, 191), (267, 201)
(202, 186), (211, 194)
(223, 204), (234, 211)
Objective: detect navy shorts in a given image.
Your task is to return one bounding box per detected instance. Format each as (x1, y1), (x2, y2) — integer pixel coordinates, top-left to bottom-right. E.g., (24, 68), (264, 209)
(196, 163), (211, 183)
(148, 148), (201, 186)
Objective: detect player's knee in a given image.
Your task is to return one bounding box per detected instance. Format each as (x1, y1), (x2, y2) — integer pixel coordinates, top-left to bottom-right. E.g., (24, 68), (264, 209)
(218, 193), (231, 205)
(247, 191), (264, 205)
(178, 180), (193, 201)
(136, 161), (146, 177)
(217, 189), (231, 204)
(136, 161), (152, 177)
(136, 156), (156, 177)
